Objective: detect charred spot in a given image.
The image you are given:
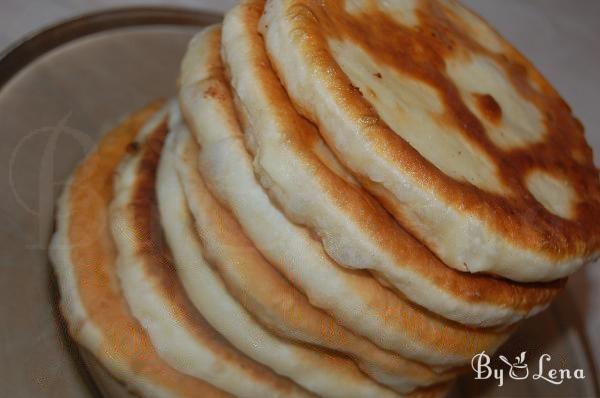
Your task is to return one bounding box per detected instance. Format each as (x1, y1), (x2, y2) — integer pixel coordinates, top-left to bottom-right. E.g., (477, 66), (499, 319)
(474, 93), (502, 124)
(350, 83), (363, 96)
(126, 141), (140, 154)
(374, 72), (383, 79)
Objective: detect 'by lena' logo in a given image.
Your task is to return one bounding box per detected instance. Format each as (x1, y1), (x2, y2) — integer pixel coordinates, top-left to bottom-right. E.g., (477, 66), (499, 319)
(471, 351), (585, 387)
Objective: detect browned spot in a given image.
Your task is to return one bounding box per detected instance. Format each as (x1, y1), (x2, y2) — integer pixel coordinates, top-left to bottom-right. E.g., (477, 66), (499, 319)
(374, 72), (382, 79)
(126, 141), (140, 154)
(474, 93), (502, 124)
(204, 86), (217, 98)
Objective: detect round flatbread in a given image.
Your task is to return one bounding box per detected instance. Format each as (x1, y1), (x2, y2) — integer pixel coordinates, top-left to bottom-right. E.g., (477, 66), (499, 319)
(49, 102), (231, 398)
(109, 102), (309, 398)
(261, 0), (600, 282)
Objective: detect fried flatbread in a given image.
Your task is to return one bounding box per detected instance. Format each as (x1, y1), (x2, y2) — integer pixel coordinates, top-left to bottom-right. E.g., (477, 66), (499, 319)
(109, 102), (310, 398)
(49, 102), (231, 398)
(261, 0), (600, 282)
(177, 51), (456, 390)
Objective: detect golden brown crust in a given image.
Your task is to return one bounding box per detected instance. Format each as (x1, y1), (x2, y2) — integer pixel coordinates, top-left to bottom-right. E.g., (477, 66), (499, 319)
(220, 8), (520, 367)
(124, 111), (305, 395)
(273, 0), (600, 264)
(176, 94), (459, 389)
(65, 101), (231, 397)
(238, 0), (566, 314)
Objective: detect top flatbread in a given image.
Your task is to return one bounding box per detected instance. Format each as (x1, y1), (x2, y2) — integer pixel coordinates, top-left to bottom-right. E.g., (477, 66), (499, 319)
(261, 0), (600, 282)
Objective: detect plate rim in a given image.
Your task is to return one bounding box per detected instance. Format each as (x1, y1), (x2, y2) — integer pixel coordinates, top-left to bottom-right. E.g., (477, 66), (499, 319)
(0, 6), (221, 91)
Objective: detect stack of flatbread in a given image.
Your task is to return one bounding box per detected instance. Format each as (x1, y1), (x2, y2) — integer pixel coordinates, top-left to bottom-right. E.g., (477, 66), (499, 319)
(49, 1), (600, 397)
